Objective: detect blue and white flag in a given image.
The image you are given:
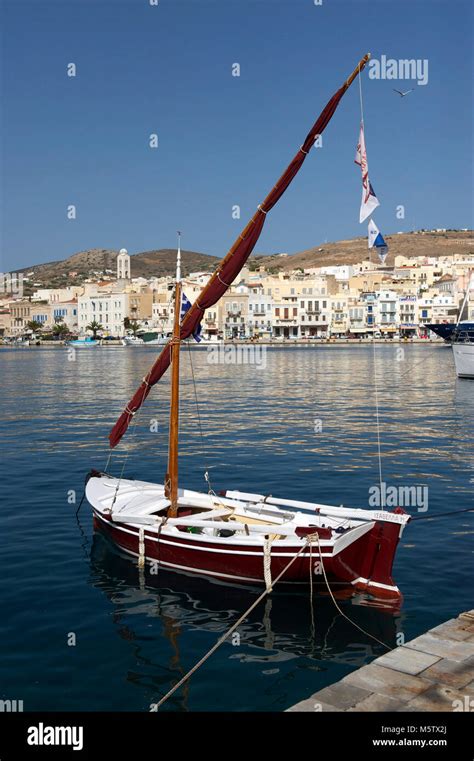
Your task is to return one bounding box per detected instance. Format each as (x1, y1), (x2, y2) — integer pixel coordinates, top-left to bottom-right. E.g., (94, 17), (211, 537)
(368, 219), (388, 264)
(181, 293), (202, 342)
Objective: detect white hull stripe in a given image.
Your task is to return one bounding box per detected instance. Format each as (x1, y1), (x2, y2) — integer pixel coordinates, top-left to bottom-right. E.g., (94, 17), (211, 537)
(108, 544), (353, 586)
(351, 576), (399, 593)
(95, 511), (333, 557)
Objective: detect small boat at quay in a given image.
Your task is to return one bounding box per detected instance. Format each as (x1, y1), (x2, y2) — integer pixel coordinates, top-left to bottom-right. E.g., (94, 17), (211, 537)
(67, 337), (99, 348)
(86, 53), (410, 602)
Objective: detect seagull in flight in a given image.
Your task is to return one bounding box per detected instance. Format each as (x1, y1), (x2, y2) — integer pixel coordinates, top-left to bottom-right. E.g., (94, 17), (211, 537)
(393, 88), (414, 97)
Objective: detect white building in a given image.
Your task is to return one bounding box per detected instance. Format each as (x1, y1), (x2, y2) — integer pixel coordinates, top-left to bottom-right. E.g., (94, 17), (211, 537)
(375, 290), (399, 335)
(78, 292), (129, 337)
(329, 296), (349, 336)
(248, 285), (273, 337)
(299, 295), (330, 337)
(52, 301), (79, 332)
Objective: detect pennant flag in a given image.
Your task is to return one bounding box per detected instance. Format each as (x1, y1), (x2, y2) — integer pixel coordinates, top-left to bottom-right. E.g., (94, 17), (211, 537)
(181, 293), (202, 342)
(368, 219), (388, 264)
(355, 123), (380, 223)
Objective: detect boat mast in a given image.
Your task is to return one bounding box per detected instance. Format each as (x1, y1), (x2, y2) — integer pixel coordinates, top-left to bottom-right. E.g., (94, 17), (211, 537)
(165, 232), (182, 517)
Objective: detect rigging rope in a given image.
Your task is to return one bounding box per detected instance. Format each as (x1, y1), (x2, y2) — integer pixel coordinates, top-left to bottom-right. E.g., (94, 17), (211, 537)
(359, 64), (385, 507)
(185, 341), (213, 492)
(411, 507), (474, 522)
(372, 338), (384, 507)
(358, 61), (365, 125)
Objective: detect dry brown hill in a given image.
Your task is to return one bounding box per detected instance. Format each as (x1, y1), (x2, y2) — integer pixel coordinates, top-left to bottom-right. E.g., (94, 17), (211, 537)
(15, 230), (474, 291)
(252, 230), (474, 272)
(19, 248), (219, 288)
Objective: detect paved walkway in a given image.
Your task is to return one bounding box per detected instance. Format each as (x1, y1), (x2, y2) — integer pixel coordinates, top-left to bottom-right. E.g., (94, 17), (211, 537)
(287, 610), (474, 712)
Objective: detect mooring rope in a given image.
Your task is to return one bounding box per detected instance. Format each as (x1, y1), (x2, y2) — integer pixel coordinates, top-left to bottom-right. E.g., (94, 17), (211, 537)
(153, 536), (313, 710)
(411, 507), (474, 522)
(153, 528), (398, 710)
(313, 532), (391, 651)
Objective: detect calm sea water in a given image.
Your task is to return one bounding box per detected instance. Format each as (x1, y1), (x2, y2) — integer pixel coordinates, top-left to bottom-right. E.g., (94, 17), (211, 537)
(1, 344), (473, 711)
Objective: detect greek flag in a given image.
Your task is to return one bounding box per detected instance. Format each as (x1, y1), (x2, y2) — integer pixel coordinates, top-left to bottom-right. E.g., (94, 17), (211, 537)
(181, 293), (202, 342)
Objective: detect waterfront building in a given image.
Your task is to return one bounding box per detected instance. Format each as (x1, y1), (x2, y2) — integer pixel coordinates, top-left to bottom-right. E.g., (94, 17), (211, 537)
(77, 291), (129, 337)
(9, 301), (54, 335)
(398, 295), (418, 337)
(51, 300), (78, 332)
(219, 291), (249, 339)
(247, 285), (273, 338)
(299, 294), (330, 337)
(329, 295), (349, 336)
(375, 289), (399, 336)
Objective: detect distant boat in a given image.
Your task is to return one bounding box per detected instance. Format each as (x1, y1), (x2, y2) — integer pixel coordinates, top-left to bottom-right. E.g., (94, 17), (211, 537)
(122, 332), (168, 346)
(452, 279), (474, 378)
(67, 337), (99, 348)
(453, 339), (474, 378)
(122, 335), (145, 346)
(425, 321), (474, 342)
(86, 54), (410, 603)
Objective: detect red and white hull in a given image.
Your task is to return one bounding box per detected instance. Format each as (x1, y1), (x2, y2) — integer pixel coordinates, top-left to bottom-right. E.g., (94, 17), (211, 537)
(87, 474), (410, 601)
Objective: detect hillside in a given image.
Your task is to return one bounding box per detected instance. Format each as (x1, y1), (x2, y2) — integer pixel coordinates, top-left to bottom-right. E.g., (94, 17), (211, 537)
(13, 230), (474, 292)
(253, 230), (474, 272)
(18, 248), (219, 289)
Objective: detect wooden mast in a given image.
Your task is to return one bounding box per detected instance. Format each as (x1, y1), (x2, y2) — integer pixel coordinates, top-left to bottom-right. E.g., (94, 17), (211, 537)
(165, 232), (182, 517)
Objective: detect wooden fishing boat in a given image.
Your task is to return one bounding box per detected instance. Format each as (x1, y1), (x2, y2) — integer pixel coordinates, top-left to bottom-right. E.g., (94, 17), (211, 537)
(86, 53), (410, 602)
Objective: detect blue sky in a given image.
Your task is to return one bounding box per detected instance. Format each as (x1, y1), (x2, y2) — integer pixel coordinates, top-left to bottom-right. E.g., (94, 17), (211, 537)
(1, 0), (472, 272)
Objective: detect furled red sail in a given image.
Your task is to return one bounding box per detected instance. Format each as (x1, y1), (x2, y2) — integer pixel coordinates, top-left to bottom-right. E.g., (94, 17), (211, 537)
(109, 54), (371, 448)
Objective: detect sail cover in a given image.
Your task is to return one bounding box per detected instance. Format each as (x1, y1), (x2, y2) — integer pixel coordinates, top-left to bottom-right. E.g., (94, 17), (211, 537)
(109, 54), (371, 448)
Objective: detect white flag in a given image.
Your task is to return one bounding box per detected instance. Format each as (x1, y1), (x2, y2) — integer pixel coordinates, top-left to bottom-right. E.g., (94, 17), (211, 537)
(355, 123), (380, 223)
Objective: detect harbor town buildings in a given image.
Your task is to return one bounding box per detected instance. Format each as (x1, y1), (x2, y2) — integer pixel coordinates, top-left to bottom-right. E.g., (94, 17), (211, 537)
(1, 246), (473, 340)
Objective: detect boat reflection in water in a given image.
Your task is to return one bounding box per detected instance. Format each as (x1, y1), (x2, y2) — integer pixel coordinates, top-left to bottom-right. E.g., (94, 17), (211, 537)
(90, 530), (405, 711)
